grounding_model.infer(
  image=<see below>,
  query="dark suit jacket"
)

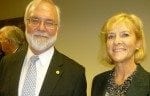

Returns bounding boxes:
[0,44,87,96]
[91,64,150,96]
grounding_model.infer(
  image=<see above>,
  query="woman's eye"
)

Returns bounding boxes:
[107,34,115,39]
[122,33,129,37]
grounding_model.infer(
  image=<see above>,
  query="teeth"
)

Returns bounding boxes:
[113,48,125,52]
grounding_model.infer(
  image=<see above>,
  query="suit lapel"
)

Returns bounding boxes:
[39,49,64,96]
[126,64,149,96]
[9,44,28,95]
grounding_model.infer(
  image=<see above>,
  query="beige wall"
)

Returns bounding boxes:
[0,0,31,20]
[0,0,150,96]
[55,0,150,95]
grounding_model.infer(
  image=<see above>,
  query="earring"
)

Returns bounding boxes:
[136,48,140,51]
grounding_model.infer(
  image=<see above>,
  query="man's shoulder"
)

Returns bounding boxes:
[54,49,85,72]
[0,44,27,63]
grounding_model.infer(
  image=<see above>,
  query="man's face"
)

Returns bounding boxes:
[25,1,59,54]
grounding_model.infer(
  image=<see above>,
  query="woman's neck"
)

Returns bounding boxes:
[114,58,137,85]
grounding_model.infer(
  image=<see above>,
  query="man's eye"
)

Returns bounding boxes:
[45,21,54,26]
[31,18,40,24]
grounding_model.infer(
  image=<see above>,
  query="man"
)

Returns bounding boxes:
[0,0,87,96]
[0,26,25,55]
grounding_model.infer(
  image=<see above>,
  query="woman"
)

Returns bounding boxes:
[91,13,150,96]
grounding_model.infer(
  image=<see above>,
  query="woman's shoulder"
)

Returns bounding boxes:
[136,64,150,76]
[93,70,113,82]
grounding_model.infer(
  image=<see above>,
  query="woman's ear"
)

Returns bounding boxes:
[136,39,142,50]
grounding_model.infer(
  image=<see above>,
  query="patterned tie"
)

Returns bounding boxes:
[22,55,39,96]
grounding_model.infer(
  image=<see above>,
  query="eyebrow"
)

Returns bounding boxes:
[31,16,55,21]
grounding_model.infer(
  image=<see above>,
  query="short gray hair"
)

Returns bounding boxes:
[24,0,61,26]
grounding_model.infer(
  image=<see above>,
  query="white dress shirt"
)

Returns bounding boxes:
[18,47,54,96]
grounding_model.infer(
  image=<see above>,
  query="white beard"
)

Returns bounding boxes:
[25,31,57,52]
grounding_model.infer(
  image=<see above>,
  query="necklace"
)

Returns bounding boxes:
[106,69,136,96]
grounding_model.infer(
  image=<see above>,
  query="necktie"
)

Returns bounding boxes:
[22,55,39,96]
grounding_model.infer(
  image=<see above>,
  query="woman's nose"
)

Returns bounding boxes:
[114,36,122,45]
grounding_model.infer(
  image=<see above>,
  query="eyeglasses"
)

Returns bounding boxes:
[27,16,58,30]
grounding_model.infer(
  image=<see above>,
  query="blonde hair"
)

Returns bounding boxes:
[100,12,146,64]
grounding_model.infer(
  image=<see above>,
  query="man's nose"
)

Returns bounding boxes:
[38,21,46,31]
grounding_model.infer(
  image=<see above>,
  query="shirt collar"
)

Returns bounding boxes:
[26,47,55,66]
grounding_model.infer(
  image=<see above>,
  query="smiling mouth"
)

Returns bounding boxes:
[113,48,126,52]
[34,35,49,38]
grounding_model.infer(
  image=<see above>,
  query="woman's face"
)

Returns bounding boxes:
[106,22,139,63]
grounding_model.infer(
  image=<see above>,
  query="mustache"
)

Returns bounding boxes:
[33,31,49,37]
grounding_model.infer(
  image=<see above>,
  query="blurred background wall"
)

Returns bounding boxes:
[0,0,150,95]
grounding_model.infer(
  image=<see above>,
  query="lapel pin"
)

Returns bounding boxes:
[56,70,60,75]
